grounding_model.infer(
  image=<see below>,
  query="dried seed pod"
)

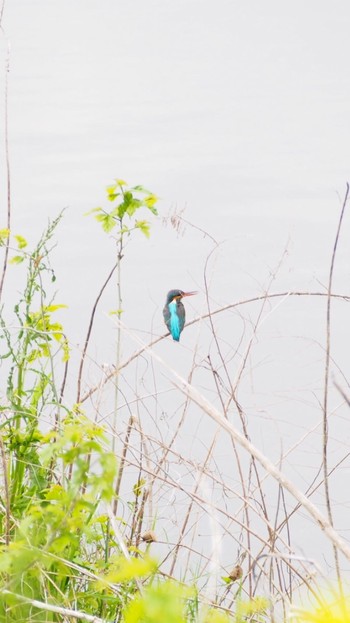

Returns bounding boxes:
[141,530,157,543]
[228,565,243,581]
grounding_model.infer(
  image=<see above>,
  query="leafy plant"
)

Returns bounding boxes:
[88,179,158,239]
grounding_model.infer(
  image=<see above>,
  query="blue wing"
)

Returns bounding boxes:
[163,301,185,341]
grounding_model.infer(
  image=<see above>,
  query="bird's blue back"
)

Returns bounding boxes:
[163,298,186,341]
[169,300,184,341]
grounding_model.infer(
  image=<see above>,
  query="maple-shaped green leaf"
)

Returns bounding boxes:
[135,220,150,238]
[95,213,116,233]
[126,198,142,217]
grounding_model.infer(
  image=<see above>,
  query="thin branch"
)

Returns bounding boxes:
[323,182,349,586]
[169,370,350,561]
[0,435,10,545]
[76,259,119,402]
[113,413,133,515]
[0,590,106,623]
[0,37,11,303]
[80,290,350,404]
[169,432,219,577]
[116,321,350,562]
[0,0,6,26]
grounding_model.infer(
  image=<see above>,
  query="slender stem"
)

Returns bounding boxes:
[169,364,350,561]
[112,222,124,452]
[119,319,350,561]
[0,38,11,304]
[0,435,10,545]
[323,182,349,589]
[76,260,119,402]
[113,413,132,515]
[169,433,218,577]
[58,334,69,408]
[0,0,6,26]
[1,590,106,623]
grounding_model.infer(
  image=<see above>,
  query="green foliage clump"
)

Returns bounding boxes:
[0,185,272,623]
[87,179,158,238]
[0,211,146,621]
[123,581,193,623]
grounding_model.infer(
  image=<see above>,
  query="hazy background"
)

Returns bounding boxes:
[2,0,350,586]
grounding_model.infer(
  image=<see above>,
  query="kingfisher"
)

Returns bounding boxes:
[163,289,197,341]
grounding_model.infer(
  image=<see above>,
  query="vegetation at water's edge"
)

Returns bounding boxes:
[1,180,350,622]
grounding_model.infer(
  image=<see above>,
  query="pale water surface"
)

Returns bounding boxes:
[2,0,350,591]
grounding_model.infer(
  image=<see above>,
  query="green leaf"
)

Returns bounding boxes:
[101,556,157,584]
[44,304,68,313]
[0,550,12,572]
[43,304,68,312]
[124,581,192,623]
[135,220,150,238]
[128,199,142,217]
[14,234,28,249]
[122,192,142,217]
[9,255,25,264]
[147,205,158,215]
[109,206,121,218]
[236,597,268,618]
[107,193,119,202]
[27,348,41,362]
[95,213,116,233]
[61,338,70,362]
[0,228,10,245]
[49,322,64,341]
[204,610,232,622]
[84,207,103,216]
[130,185,152,194]
[106,184,117,195]
[133,478,146,497]
[106,185,120,202]
[144,194,158,208]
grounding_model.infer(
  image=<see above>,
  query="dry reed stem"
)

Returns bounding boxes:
[322,181,349,589]
[0,590,106,623]
[109,401,325,597]
[114,320,350,563]
[170,374,350,561]
[0,35,11,304]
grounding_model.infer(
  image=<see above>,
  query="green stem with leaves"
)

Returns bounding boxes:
[86,178,158,508]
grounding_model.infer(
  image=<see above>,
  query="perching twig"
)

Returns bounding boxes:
[80,290,350,404]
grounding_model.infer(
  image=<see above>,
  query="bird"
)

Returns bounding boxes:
[163,289,197,341]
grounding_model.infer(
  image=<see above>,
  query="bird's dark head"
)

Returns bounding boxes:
[166,289,197,304]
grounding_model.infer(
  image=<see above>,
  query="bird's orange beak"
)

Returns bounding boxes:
[181,291,197,297]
